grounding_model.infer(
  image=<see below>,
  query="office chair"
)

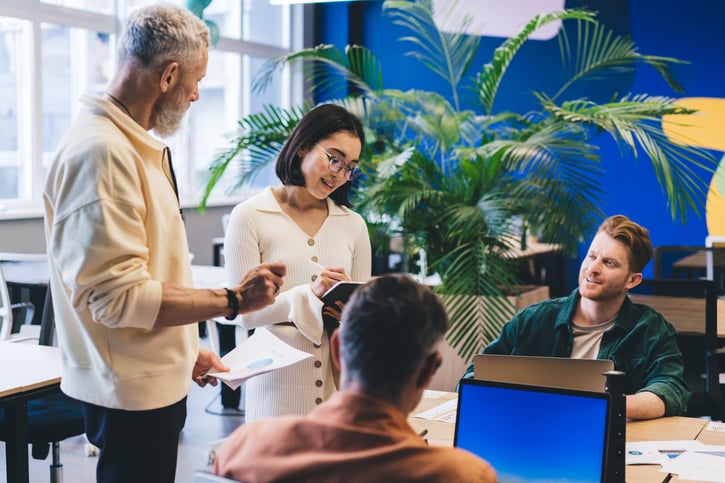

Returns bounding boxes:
[0,287,86,483]
[653,244,725,295]
[0,264,38,342]
[630,279,724,421]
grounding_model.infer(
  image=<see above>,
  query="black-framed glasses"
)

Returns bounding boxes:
[317,144,361,181]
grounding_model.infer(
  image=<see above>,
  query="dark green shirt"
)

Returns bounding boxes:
[463,289,691,416]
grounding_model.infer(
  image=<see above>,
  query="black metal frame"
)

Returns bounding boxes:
[633,278,724,421]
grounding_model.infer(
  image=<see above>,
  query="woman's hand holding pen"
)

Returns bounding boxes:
[310,260,349,323]
[310,260,350,299]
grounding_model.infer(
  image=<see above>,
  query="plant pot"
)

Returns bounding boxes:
[427,285,550,391]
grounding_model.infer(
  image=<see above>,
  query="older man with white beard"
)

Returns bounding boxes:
[42,4,285,482]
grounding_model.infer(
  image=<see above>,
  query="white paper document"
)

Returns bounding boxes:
[206,329,313,390]
[660,449,725,482]
[706,421,725,433]
[412,398,459,424]
[626,440,705,465]
[626,440,725,482]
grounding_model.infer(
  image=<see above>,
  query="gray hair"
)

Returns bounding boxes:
[119,3,209,70]
[339,274,449,396]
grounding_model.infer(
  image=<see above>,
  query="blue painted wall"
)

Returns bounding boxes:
[316,0,725,290]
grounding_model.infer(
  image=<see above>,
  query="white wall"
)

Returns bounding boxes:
[0,204,234,266]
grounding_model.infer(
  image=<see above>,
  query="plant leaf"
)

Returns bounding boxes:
[474,9,596,115]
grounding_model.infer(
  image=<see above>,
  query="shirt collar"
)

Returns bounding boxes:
[558,288,634,333]
[256,185,349,216]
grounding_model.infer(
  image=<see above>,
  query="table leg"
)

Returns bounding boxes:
[213,241,224,267]
[5,400,30,483]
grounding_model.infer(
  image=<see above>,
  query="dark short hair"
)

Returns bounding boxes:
[275,103,365,207]
[339,274,449,395]
[596,214,653,273]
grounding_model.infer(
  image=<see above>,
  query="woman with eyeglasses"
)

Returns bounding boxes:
[223,103,372,421]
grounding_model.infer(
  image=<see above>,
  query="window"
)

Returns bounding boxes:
[0,0,302,214]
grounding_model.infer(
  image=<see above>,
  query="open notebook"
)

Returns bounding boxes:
[473,354,614,392]
[454,378,611,483]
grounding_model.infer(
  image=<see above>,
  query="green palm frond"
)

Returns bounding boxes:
[437,194,522,360]
[383,89,469,163]
[442,253,521,360]
[382,0,481,111]
[199,1,714,361]
[539,94,716,221]
[200,103,310,209]
[554,20,687,100]
[472,123,605,253]
[475,9,596,115]
[252,44,384,99]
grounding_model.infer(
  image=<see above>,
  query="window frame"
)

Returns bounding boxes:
[0,0,304,218]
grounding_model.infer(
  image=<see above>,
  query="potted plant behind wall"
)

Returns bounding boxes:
[200,0,714,363]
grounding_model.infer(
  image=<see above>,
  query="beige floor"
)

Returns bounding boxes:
[0,336,245,483]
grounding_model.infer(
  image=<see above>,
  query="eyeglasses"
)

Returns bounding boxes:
[317,144,361,181]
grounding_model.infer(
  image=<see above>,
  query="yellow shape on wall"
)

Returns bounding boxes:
[662,97,725,235]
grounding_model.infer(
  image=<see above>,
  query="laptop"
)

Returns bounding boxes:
[473,354,614,392]
[454,378,611,483]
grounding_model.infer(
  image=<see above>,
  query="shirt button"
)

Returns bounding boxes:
[311,256,319,263]
[315,379,323,387]
[314,360,322,368]
[315,398,323,405]
[308,238,315,246]
[311,274,318,282]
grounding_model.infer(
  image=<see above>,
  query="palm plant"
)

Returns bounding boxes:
[201,0,714,361]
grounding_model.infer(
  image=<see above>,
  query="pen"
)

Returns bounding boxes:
[309,260,325,271]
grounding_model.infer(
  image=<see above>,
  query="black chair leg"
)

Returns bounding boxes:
[50,441,63,483]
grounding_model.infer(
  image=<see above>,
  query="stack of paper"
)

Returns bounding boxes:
[206,329,313,390]
[626,440,725,482]
[660,448,725,482]
[412,398,459,424]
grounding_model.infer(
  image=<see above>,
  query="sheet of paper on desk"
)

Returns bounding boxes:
[412,398,458,424]
[626,440,706,465]
[660,448,725,482]
[206,329,313,390]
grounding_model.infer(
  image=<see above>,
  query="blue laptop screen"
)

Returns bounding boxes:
[454,379,609,483]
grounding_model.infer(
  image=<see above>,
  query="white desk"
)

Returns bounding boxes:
[191,264,227,289]
[0,342,62,483]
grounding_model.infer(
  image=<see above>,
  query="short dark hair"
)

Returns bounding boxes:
[339,274,449,396]
[275,103,365,207]
[596,214,653,273]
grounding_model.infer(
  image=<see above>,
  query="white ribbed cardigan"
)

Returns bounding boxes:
[224,187,371,421]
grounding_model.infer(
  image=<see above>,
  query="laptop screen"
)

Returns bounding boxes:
[454,379,610,483]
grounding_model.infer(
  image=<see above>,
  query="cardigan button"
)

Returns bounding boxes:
[315,379,323,387]
[311,274,318,282]
[311,256,319,263]
[307,238,315,246]
[314,360,322,368]
[315,398,323,405]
